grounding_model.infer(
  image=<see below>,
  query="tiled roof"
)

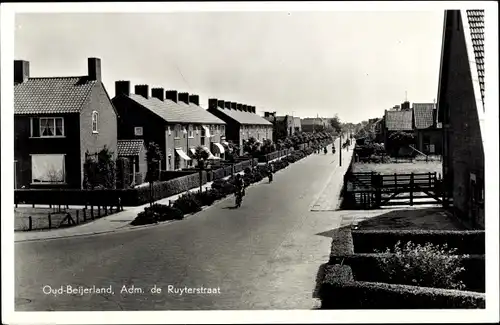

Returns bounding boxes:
[413,103,435,129]
[211,106,272,126]
[117,139,145,156]
[14,76,96,115]
[385,110,413,131]
[128,95,225,125]
[177,101,226,124]
[466,10,485,106]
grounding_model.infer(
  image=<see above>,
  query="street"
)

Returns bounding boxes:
[15,138,354,311]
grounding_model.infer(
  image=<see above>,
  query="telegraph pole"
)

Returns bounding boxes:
[339,132,342,167]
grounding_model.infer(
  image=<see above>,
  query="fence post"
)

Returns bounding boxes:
[104,205,108,216]
[410,173,414,206]
[394,173,397,192]
[91,206,94,220]
[98,206,101,217]
[76,210,79,224]
[83,208,87,222]
[48,213,52,229]
[29,216,32,231]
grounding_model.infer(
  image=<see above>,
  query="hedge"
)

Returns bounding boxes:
[160,170,197,182]
[319,280,485,309]
[351,229,485,255]
[331,253,485,293]
[15,171,208,207]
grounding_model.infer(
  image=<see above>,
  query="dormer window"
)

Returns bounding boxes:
[92,111,99,133]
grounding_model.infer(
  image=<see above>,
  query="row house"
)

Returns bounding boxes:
[207,99,273,155]
[300,117,328,133]
[263,112,300,142]
[14,57,118,189]
[412,103,442,155]
[112,81,226,171]
[437,10,485,228]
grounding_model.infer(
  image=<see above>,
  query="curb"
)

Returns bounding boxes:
[15,147,324,243]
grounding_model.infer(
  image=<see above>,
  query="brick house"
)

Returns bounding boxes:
[300,117,328,133]
[382,109,414,154]
[14,57,118,189]
[117,139,147,185]
[207,99,273,155]
[437,10,485,228]
[263,112,294,142]
[412,103,442,155]
[112,82,226,171]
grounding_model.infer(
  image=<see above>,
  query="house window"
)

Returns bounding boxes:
[134,127,143,136]
[174,124,181,138]
[221,125,225,133]
[92,111,99,133]
[167,126,172,136]
[188,125,194,138]
[33,117,64,137]
[31,154,65,184]
[195,126,199,135]
[216,125,220,134]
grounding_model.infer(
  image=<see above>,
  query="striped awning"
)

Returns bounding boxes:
[213,143,225,154]
[203,146,220,160]
[202,125,211,138]
[175,149,191,161]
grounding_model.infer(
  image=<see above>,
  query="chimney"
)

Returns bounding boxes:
[264,112,270,118]
[217,100,225,109]
[231,102,237,110]
[178,92,189,104]
[135,85,149,98]
[189,94,200,106]
[252,106,256,114]
[88,57,102,81]
[165,90,178,103]
[243,105,249,112]
[237,103,243,111]
[14,60,30,83]
[151,87,165,101]
[225,102,232,110]
[208,98,218,109]
[115,80,131,97]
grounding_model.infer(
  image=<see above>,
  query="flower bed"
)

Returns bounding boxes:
[321,227,486,309]
[130,146,320,226]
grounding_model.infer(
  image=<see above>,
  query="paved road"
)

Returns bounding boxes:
[15,138,354,311]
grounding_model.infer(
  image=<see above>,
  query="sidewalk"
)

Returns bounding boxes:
[14,155,290,242]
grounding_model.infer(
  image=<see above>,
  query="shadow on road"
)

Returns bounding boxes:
[222,206,239,210]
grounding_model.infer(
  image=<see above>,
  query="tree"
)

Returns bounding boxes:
[193,145,210,193]
[243,137,261,157]
[83,146,116,190]
[329,115,342,134]
[388,131,416,155]
[260,139,275,154]
[145,142,163,207]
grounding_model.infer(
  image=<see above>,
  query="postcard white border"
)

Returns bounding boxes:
[2,1,499,324]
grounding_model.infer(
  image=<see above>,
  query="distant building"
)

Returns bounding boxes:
[112,83,226,171]
[263,112,300,142]
[437,10,485,228]
[301,117,328,133]
[207,100,273,155]
[412,103,442,155]
[14,57,118,189]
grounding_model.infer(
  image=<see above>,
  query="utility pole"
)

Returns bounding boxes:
[339,132,342,167]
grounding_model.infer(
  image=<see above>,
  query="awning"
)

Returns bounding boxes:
[202,125,211,138]
[203,146,219,160]
[213,143,225,154]
[222,141,230,146]
[190,148,196,156]
[175,149,191,161]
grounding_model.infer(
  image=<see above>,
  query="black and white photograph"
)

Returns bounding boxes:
[1,1,499,324]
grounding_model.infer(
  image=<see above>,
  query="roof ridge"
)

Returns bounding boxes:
[26,75,88,80]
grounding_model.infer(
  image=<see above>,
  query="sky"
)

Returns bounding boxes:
[14,11,444,124]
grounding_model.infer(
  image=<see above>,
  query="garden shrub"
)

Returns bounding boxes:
[375,241,468,290]
[352,229,485,255]
[320,280,485,309]
[131,209,158,226]
[147,203,184,221]
[195,189,218,207]
[212,168,225,181]
[172,192,202,214]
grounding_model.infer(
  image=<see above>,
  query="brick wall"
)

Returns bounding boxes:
[80,83,118,188]
[440,11,485,228]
